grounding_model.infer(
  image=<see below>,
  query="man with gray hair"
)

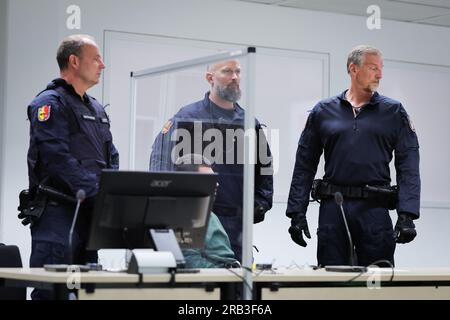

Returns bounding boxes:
[149,60,273,262]
[286,45,420,267]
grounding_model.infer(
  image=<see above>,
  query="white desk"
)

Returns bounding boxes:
[252,267,450,300]
[0,268,243,300]
[3,267,449,300]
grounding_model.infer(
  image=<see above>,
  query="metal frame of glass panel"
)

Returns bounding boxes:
[129,48,256,299]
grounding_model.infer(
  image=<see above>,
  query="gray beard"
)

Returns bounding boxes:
[216,85,241,103]
[368,82,379,92]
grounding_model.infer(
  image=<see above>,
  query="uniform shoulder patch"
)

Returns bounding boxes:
[37,105,51,122]
[161,120,173,134]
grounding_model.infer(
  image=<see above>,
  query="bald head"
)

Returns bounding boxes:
[207,59,239,72]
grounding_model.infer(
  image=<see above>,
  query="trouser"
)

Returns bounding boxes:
[29,203,97,300]
[317,198,396,267]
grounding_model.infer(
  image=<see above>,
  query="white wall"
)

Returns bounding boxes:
[0,0,7,245]
[1,0,449,267]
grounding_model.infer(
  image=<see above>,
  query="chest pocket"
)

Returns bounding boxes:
[98,116,113,143]
[67,102,110,163]
[76,112,104,142]
[53,88,112,174]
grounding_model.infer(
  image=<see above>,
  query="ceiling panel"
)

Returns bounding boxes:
[415,13,450,26]
[391,0,450,9]
[281,0,450,22]
[234,0,283,3]
[229,0,450,27]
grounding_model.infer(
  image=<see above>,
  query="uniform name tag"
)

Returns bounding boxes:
[82,115,96,121]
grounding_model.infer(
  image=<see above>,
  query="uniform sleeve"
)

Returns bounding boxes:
[286,109,323,217]
[28,96,98,197]
[394,105,420,218]
[255,123,273,211]
[149,119,177,171]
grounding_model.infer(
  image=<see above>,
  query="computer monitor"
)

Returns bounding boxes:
[87,170,218,264]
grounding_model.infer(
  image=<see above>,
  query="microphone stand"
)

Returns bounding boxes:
[335,192,356,266]
[325,192,367,273]
[44,189,91,273]
[68,190,86,265]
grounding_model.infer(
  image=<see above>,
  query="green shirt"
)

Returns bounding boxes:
[182,213,237,268]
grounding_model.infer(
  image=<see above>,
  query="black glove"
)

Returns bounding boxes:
[288,213,311,247]
[394,212,417,244]
[254,204,267,224]
[17,189,46,227]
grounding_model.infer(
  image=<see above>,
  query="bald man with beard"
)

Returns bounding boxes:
[149,60,273,262]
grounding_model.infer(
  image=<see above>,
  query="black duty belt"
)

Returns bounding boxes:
[311,179,398,209]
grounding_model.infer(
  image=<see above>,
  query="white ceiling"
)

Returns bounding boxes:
[230,0,450,27]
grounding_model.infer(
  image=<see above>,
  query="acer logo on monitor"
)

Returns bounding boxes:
[150,180,172,188]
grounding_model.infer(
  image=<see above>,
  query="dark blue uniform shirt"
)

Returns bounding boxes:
[287,90,420,218]
[27,78,119,199]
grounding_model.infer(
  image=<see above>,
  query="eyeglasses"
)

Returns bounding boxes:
[221,68,241,76]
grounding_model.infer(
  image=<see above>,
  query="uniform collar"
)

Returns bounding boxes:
[48,78,91,104]
[338,89,380,109]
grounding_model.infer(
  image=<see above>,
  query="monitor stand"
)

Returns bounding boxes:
[149,228,186,267]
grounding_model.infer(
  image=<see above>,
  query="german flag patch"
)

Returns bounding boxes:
[38,105,51,122]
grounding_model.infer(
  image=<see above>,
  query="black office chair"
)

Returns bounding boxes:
[0,243,27,300]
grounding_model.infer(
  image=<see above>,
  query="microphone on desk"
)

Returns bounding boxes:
[334,192,356,266]
[324,192,367,273]
[68,189,86,265]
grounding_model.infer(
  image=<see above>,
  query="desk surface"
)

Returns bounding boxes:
[0,268,243,284]
[2,267,450,300]
[2,267,450,283]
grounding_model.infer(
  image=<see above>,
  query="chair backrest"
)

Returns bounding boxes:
[0,244,26,300]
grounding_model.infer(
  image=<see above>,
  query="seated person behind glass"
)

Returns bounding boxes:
[174,154,239,268]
